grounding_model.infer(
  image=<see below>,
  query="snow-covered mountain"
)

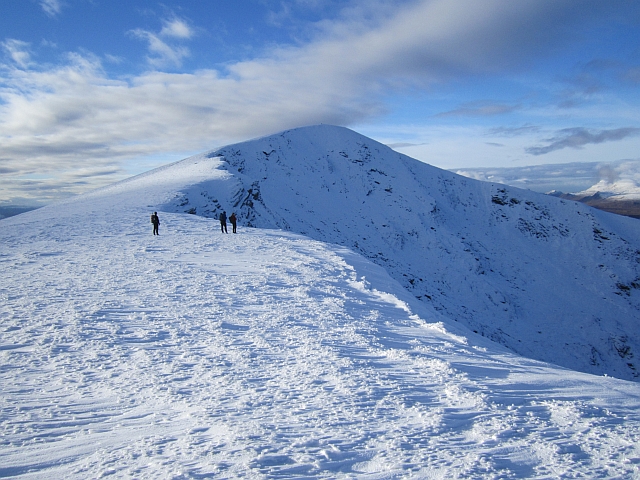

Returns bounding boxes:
[575,178,640,201]
[546,170,640,219]
[99,124,639,382]
[2,125,640,477]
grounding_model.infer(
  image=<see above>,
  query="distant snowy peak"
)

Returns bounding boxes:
[549,179,640,219]
[575,179,640,201]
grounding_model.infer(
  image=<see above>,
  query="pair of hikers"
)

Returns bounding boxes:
[219,211,237,234]
[150,211,237,235]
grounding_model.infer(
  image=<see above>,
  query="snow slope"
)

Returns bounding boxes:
[99,124,640,382]
[2,200,640,478]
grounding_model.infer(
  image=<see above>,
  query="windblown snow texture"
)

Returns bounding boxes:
[2,202,640,478]
[155,125,640,381]
[2,125,640,478]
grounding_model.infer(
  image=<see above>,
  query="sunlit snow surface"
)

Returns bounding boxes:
[143,125,640,382]
[2,201,640,478]
[3,125,640,477]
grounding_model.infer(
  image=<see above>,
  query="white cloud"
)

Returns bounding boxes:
[39,0,62,17]
[131,16,194,68]
[131,29,190,68]
[160,18,194,39]
[2,39,31,68]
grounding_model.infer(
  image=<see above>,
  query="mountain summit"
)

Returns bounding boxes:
[100,124,640,381]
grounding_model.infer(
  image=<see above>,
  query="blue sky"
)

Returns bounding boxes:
[1,0,640,205]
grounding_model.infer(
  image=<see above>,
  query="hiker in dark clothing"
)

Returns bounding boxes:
[219,211,228,233]
[229,212,237,233]
[151,212,160,235]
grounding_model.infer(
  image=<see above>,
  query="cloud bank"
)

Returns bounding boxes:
[1,0,638,204]
[456,159,640,196]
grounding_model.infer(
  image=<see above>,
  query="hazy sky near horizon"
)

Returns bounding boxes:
[1,0,640,205]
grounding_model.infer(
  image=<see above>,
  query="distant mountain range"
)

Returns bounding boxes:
[0,205,39,220]
[549,191,640,219]
[97,124,638,381]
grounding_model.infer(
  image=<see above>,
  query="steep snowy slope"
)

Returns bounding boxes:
[2,203,640,478]
[116,124,640,382]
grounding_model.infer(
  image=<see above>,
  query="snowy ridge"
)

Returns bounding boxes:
[106,124,640,382]
[2,203,640,478]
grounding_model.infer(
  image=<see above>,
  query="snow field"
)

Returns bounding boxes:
[1,208,640,478]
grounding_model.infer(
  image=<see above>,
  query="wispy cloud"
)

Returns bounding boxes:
[131,16,194,68]
[488,125,540,137]
[2,39,31,68]
[435,102,519,118]
[160,18,194,39]
[130,29,190,68]
[39,0,62,17]
[387,142,427,149]
[267,3,294,27]
[526,127,640,156]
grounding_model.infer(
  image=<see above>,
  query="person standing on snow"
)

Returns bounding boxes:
[219,211,228,233]
[151,212,160,235]
[229,212,237,233]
